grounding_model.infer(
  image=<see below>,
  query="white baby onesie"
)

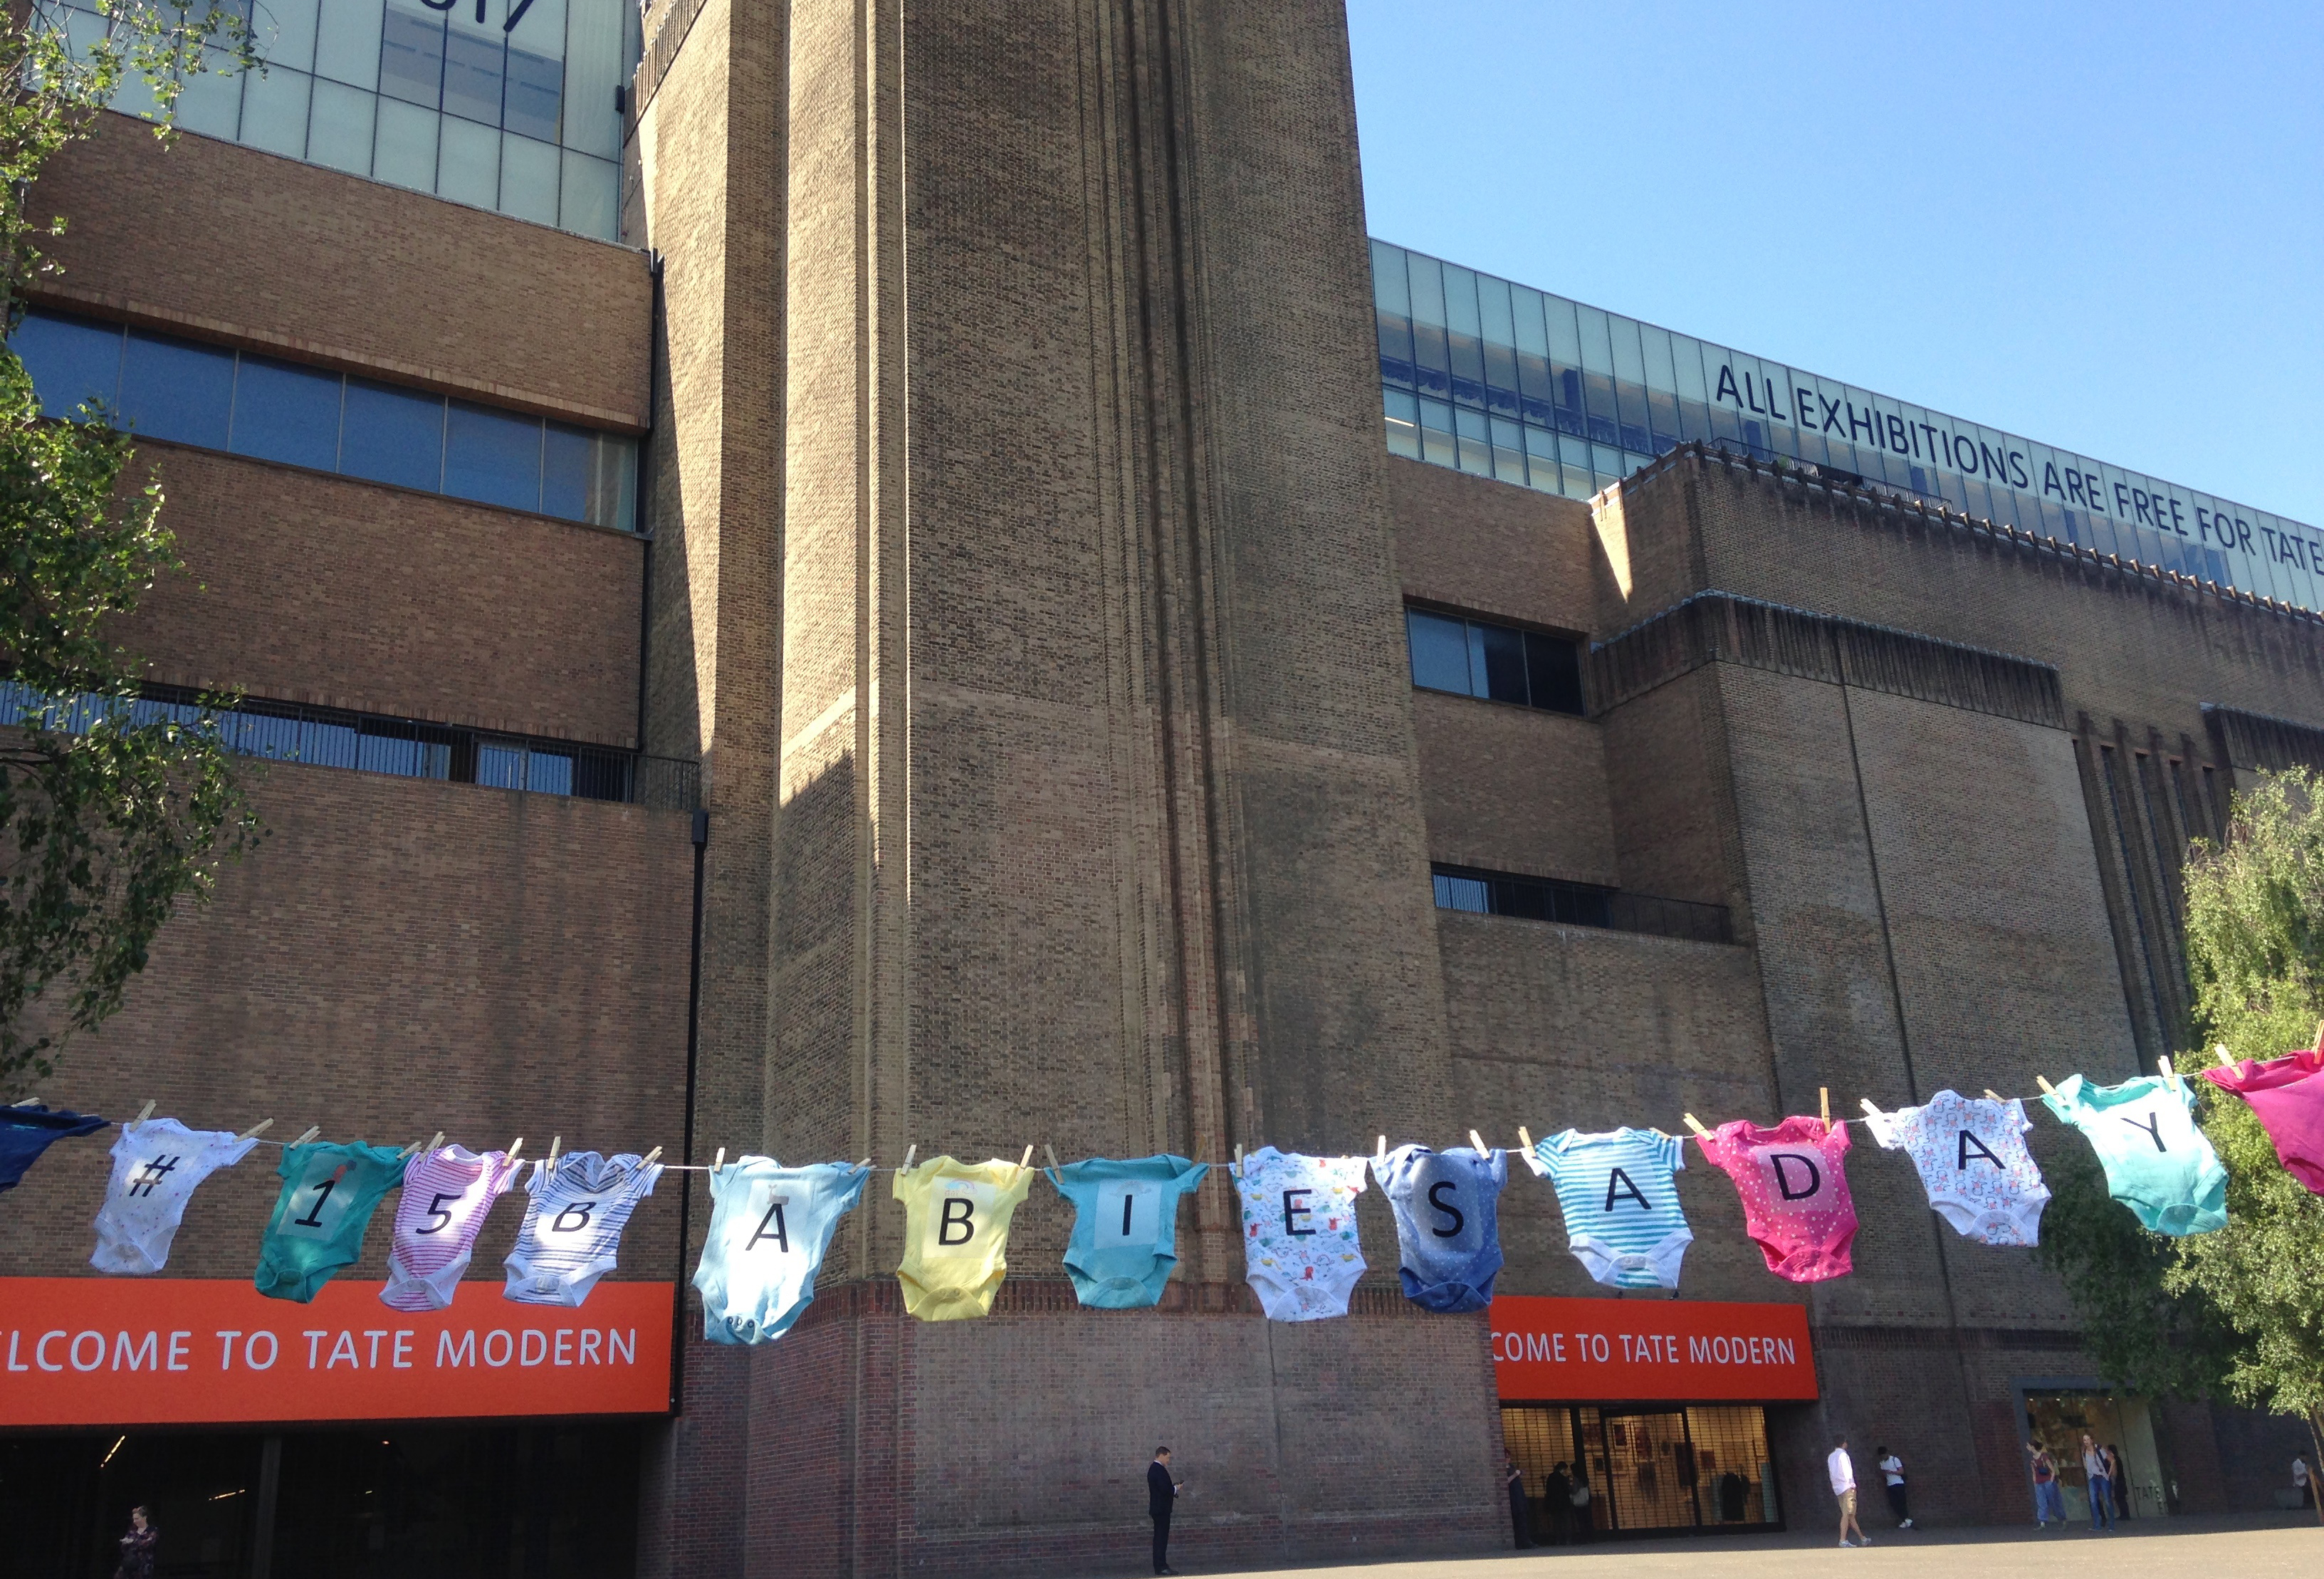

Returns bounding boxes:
[1864,1089,2050,1247]
[90,1118,258,1274]
[1235,1146,1368,1321]
[503,1151,665,1306]
[382,1144,523,1311]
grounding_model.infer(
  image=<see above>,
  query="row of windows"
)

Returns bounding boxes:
[14,311,637,531]
[1371,239,2321,613]
[0,683,698,809]
[1433,865,1732,945]
[47,0,634,241]
[1406,609,1584,715]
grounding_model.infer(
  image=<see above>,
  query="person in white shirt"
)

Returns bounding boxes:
[1828,1436,1868,1547]
[2080,1434,2115,1532]
[1876,1446,1912,1528]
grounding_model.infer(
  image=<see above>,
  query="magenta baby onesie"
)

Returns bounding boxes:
[2202,1044,2324,1196]
[1695,1116,1858,1283]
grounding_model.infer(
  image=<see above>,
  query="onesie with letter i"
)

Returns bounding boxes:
[1047,1155,1208,1309]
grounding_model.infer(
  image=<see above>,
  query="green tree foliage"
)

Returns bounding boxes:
[0,0,262,1089]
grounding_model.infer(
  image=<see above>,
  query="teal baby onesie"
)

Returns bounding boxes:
[1047,1155,1208,1308]
[2041,1073,2226,1237]
[693,1158,870,1344]
[1525,1128,1693,1289]
[255,1140,410,1302]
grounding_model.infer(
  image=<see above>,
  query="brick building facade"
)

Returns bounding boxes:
[0,0,2318,1574]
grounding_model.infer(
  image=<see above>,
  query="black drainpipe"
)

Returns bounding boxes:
[669,804,708,1411]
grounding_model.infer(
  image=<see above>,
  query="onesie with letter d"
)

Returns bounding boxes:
[892,1155,1034,1321]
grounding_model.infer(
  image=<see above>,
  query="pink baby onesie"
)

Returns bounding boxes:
[1695,1115,1857,1283]
[2202,1044,2324,1196]
[382,1144,523,1311]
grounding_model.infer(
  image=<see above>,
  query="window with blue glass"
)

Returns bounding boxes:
[11,310,638,530]
[1406,607,1584,715]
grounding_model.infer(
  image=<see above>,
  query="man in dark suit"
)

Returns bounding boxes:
[1148,1447,1183,1575]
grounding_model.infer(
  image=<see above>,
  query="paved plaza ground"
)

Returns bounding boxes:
[1135,1514,2318,1579]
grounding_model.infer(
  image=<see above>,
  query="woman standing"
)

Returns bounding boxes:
[113,1506,157,1579]
[2105,1444,2129,1519]
[2081,1434,2115,1532]
[2028,1440,2064,1528]
[1876,1446,1912,1528]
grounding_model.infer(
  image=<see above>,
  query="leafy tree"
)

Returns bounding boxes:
[0,0,263,1090]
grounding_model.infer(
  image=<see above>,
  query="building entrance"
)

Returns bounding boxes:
[2024,1390,2169,1521]
[1502,1402,1780,1539]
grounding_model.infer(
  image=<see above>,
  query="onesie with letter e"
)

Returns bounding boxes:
[1235,1146,1368,1321]
[892,1156,1034,1321]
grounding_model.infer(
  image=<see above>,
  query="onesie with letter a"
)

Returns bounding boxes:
[2043,1073,2226,1235]
[2202,1044,2324,1197]
[891,1156,1034,1321]
[1694,1116,1857,1283]
[1524,1128,1692,1289]
[695,1158,869,1343]
[1863,1091,2050,1247]
[1235,1147,1368,1321]
[1047,1154,1208,1309]
[1373,1143,1506,1312]
[503,1151,664,1306]
[382,1144,523,1311]
[91,1117,258,1274]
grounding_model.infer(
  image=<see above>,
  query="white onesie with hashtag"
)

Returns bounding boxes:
[1235,1147,1369,1321]
[502,1151,664,1306]
[90,1118,258,1274]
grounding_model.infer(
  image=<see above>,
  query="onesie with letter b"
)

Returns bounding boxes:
[891,1156,1033,1321]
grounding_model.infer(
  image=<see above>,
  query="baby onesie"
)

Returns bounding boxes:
[2042,1074,2226,1236]
[503,1150,664,1306]
[1863,1091,2051,1247]
[694,1158,869,1343]
[1047,1154,1208,1309]
[1372,1144,1506,1312]
[1695,1116,1858,1283]
[891,1156,1035,1321]
[2202,1046,2324,1196]
[1235,1147,1368,1321]
[254,1140,409,1303]
[0,1103,105,1188]
[90,1117,258,1274]
[382,1144,523,1311]
[1524,1128,1692,1290]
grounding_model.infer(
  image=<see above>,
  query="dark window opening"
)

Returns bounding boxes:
[1433,864,1730,945]
[1406,608,1585,715]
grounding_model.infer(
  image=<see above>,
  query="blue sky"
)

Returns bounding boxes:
[1347,0,2323,523]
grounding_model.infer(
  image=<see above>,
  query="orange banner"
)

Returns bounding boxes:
[0,1278,672,1426]
[1489,1294,1817,1402]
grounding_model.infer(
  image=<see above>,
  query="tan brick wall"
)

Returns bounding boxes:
[1413,690,1618,885]
[0,763,695,1288]
[1391,457,1599,635]
[31,113,651,429]
[118,443,643,745]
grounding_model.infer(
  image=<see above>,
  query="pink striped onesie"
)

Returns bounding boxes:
[382,1144,522,1311]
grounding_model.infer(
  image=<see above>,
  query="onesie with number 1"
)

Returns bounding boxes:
[255,1140,409,1303]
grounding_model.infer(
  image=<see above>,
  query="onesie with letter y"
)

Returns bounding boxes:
[892,1155,1034,1321]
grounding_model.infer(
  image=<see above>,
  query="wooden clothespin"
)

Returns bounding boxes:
[1682,1113,1711,1138]
[2313,1019,2324,1054]
[899,1144,916,1173]
[399,1137,423,1158]
[854,1156,872,1168]
[1376,1134,1388,1160]
[1517,1126,1534,1151]
[506,1138,524,1166]
[2157,1057,2179,1093]
[2036,1076,2059,1096]
[1983,1090,2004,1104]
[236,1117,273,1142]
[1468,1129,1489,1155]
[290,1125,320,1147]
[1232,1143,1244,1179]
[2214,1043,2234,1068]
[1859,1098,1885,1121]
[546,1135,562,1177]
[426,1131,444,1153]
[132,1100,155,1126]
[1818,1087,1830,1126]
[640,1145,663,1168]
[711,1145,725,1172]
[1044,1143,1062,1172]
[1017,1144,1034,1170]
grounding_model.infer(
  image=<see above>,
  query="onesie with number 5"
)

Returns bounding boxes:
[382,1144,522,1311]
[891,1155,1033,1321]
[254,1140,409,1303]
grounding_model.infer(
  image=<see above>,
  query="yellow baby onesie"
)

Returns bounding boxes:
[892,1155,1034,1321]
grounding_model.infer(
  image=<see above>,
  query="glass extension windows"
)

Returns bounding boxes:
[11,310,638,531]
[1406,607,1584,715]
[1371,238,2324,617]
[41,0,637,241]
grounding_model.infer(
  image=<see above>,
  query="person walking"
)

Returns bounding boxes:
[113,1507,157,1579]
[1505,1456,1534,1548]
[2294,1454,2312,1507]
[1543,1461,1573,1545]
[1829,1436,1869,1548]
[1875,1446,1912,1528]
[2080,1433,2115,1533]
[2028,1440,2064,1528]
[1147,1447,1182,1575]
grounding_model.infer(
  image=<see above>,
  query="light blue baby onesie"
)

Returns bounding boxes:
[2040,1074,2226,1237]
[1046,1154,1208,1308]
[1371,1144,1507,1313]
[693,1157,870,1344]
[1525,1128,1693,1290]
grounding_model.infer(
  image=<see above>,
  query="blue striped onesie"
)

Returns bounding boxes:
[1525,1128,1692,1290]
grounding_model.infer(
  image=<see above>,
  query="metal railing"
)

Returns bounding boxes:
[0,682,700,812]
